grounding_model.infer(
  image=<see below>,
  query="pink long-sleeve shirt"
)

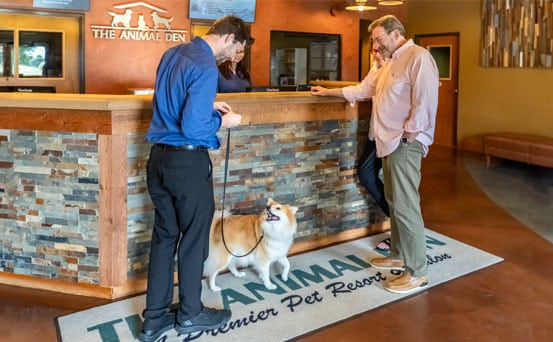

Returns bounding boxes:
[342,65,381,106]
[369,39,439,157]
[341,65,383,141]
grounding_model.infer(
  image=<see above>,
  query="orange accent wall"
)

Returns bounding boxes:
[84,0,188,94]
[0,0,404,94]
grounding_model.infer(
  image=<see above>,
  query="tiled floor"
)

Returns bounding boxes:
[1,146,552,341]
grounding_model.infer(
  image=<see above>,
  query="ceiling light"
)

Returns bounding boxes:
[378,0,405,5]
[345,1,377,11]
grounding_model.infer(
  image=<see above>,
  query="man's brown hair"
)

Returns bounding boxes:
[207,15,254,46]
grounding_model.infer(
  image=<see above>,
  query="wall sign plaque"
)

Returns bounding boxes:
[89,1,187,43]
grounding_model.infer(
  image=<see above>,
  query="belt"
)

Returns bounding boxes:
[154,143,208,151]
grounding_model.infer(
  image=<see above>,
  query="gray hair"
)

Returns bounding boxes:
[368,15,406,36]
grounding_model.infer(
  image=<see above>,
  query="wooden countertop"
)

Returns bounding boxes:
[0,92,153,111]
[0,92,368,134]
[0,91,343,110]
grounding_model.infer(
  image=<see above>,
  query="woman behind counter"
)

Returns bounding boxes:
[217,50,252,93]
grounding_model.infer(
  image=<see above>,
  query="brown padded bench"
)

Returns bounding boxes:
[483,132,553,168]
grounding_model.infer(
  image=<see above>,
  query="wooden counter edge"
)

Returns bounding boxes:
[0,92,370,133]
[0,92,348,111]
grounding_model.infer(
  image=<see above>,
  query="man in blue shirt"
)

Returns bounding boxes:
[140,16,252,342]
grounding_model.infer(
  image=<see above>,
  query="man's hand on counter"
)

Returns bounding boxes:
[214,101,231,114]
[221,111,242,128]
[214,101,241,128]
[311,85,343,97]
[310,85,328,96]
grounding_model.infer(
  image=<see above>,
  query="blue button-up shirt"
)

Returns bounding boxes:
[146,37,222,149]
[217,70,251,93]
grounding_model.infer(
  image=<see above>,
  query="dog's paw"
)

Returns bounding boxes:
[235,271,246,278]
[264,282,277,290]
[210,285,222,292]
[281,273,289,281]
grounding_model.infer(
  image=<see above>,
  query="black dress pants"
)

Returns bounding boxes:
[357,139,390,217]
[143,145,215,323]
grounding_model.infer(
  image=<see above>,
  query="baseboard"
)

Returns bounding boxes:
[0,272,114,298]
[289,220,390,255]
[460,135,484,154]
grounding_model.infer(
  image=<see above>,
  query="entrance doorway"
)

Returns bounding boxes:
[416,33,459,148]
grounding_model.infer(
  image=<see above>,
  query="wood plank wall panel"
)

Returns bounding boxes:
[481,0,553,68]
[0,107,113,134]
[98,134,128,288]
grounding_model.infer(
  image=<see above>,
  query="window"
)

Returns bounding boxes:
[0,30,14,77]
[270,31,341,86]
[428,45,451,80]
[0,12,81,93]
[0,29,63,79]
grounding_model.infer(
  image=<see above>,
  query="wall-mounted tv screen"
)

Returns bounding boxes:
[189,0,256,23]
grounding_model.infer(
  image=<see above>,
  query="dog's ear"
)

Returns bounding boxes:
[290,206,298,214]
[266,198,274,206]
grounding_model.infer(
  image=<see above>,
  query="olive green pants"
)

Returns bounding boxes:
[382,139,428,277]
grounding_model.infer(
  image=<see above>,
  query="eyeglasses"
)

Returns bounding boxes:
[372,33,389,45]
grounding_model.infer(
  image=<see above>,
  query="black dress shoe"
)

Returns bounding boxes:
[175,307,231,334]
[139,311,175,342]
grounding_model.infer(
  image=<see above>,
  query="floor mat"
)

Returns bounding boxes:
[57,229,503,342]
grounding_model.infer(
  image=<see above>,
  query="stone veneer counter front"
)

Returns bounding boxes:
[0,92,387,298]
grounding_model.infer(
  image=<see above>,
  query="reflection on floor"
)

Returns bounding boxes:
[1,146,552,341]
[464,154,553,243]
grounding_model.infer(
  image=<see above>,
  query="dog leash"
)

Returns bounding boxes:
[220,127,263,258]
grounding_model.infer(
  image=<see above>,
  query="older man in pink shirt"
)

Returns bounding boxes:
[367,15,439,294]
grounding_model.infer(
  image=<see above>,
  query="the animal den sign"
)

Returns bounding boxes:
[90,1,187,43]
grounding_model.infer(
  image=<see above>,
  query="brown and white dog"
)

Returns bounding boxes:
[204,198,298,291]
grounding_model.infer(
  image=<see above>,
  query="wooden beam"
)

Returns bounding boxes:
[98,134,129,287]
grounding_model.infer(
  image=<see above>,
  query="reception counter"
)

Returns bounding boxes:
[0,92,388,298]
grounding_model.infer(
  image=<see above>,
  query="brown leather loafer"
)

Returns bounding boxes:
[369,257,405,270]
[385,274,428,294]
